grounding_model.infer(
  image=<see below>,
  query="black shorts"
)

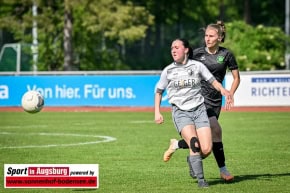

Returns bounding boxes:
[205,105,221,119]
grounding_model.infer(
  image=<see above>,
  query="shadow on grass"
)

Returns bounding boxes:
[209,172,290,186]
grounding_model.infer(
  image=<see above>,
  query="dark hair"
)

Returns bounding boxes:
[174,38,193,59]
[205,20,226,42]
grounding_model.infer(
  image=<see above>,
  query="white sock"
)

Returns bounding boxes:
[173,140,179,149]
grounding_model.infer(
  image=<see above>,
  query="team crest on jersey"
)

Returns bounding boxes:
[187,69,193,75]
[217,56,224,64]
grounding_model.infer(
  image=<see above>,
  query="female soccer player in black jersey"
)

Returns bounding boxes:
[163,21,240,182]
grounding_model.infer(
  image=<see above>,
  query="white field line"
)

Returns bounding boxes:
[0,132,116,149]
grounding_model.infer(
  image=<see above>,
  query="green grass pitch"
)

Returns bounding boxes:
[1,111,290,193]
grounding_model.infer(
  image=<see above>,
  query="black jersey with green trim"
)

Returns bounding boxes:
[192,46,238,107]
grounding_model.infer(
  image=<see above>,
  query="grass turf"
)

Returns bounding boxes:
[1,111,290,193]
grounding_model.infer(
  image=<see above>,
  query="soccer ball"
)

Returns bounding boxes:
[21,90,44,113]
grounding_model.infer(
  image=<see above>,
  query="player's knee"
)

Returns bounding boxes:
[204,141,213,156]
[201,146,212,157]
[190,137,200,153]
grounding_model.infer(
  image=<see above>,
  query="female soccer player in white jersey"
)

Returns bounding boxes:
[163,21,240,182]
[154,38,233,188]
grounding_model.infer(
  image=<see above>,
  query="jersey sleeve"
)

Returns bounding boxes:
[155,68,168,94]
[227,52,239,70]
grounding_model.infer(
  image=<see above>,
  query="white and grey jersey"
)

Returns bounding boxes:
[156,59,216,111]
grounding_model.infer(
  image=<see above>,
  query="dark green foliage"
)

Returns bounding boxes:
[223,21,290,71]
[0,0,288,71]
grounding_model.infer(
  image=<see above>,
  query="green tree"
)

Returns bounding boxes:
[223,21,289,71]
[0,0,65,70]
[125,0,287,70]
[123,0,217,69]
[0,0,154,70]
[0,0,287,71]
[74,0,154,70]
[64,0,73,70]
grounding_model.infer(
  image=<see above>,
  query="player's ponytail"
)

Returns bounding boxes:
[216,20,226,42]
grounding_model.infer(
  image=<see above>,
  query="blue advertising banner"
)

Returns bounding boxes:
[0,75,170,107]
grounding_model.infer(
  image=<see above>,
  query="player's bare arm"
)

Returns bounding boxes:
[154,92,164,124]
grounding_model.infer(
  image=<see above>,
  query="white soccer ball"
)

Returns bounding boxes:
[21,90,44,113]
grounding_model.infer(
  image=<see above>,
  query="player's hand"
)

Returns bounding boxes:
[221,89,233,110]
[225,94,234,110]
[155,113,164,124]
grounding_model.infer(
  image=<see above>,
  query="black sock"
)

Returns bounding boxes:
[212,142,225,168]
[178,139,189,149]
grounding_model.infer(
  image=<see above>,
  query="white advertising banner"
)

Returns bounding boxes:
[225,73,290,106]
